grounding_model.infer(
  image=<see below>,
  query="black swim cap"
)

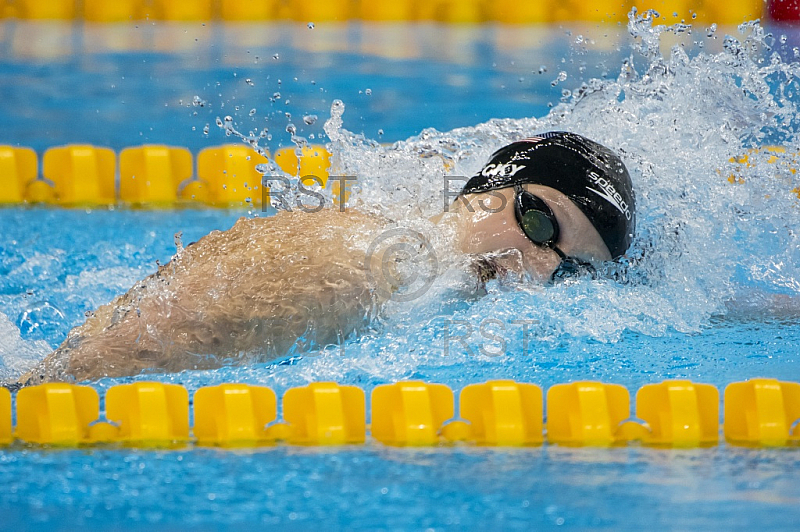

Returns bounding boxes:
[461,132,635,259]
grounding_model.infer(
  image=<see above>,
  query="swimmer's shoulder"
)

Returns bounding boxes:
[235,207,389,232]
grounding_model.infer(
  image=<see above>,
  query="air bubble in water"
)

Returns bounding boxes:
[365,88,372,95]
[286,123,297,135]
[249,108,257,116]
[192,95,206,107]
[538,66,547,74]
[307,22,315,29]
[551,71,568,86]
[203,124,209,135]
[303,114,318,125]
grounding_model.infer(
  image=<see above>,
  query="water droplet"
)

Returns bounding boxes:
[780,34,788,44]
[378,129,384,136]
[365,88,372,96]
[271,92,281,102]
[245,78,254,86]
[286,123,297,135]
[307,22,315,29]
[255,163,269,174]
[273,53,280,60]
[192,95,206,107]
[249,108,257,116]
[203,124,210,135]
[303,114,318,125]
[691,12,697,19]
[215,117,224,127]
[538,65,547,74]
[551,71,568,86]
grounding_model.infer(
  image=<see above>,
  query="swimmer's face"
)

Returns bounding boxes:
[453,185,612,282]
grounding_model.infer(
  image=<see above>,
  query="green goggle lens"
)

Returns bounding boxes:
[519,211,555,244]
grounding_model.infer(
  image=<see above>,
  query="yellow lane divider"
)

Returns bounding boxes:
[4,142,798,207]
[0,0,766,25]
[0,143,332,207]
[1,378,799,448]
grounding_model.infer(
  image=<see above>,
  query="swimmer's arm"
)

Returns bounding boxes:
[16,209,385,385]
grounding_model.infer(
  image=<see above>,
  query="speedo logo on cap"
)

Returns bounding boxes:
[481,162,525,178]
[586,171,632,221]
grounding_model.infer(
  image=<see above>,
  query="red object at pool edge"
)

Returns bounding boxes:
[769,0,800,21]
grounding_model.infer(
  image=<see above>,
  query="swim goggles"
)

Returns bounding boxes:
[513,184,596,280]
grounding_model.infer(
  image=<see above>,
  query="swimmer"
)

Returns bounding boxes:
[13,131,634,386]
[449,131,634,284]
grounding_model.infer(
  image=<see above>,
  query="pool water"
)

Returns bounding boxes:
[2,12,800,530]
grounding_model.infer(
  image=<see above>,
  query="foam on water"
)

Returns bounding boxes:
[327,13,800,324]
[2,12,800,387]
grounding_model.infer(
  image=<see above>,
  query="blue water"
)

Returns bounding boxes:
[0,21,579,153]
[3,15,800,530]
